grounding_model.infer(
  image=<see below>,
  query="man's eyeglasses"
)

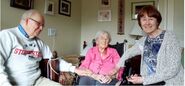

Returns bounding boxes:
[29,18,44,27]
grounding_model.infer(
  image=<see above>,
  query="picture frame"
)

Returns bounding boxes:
[131,1,155,20]
[99,0,111,8]
[97,10,111,22]
[117,0,125,35]
[58,0,71,17]
[44,0,55,15]
[10,0,34,10]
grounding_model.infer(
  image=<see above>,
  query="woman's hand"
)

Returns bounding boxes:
[74,68,92,76]
[92,74,112,84]
[126,74,143,84]
[103,75,112,84]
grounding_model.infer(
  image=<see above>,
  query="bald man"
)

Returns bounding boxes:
[0,10,89,86]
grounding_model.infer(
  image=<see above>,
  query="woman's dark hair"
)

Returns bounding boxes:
[137,5,162,27]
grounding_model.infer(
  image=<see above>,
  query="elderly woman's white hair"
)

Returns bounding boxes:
[95,30,111,43]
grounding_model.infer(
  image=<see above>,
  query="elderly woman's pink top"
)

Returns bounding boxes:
[80,46,120,75]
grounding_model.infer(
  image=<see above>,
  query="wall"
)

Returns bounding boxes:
[81,0,184,50]
[174,0,184,47]
[81,0,156,50]
[81,0,128,51]
[1,0,81,56]
[1,0,184,55]
[158,0,184,47]
[0,1,1,30]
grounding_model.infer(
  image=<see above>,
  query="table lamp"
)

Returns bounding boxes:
[130,21,144,40]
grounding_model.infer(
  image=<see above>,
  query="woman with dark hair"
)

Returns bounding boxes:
[117,5,183,85]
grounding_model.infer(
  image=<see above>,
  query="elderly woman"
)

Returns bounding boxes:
[117,5,183,85]
[78,30,120,85]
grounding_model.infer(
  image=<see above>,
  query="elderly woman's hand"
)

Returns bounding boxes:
[103,75,112,84]
[74,68,92,76]
[92,74,112,84]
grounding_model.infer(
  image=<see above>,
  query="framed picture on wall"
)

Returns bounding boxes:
[117,0,125,35]
[44,0,54,15]
[99,0,111,8]
[97,10,111,21]
[58,0,71,17]
[10,0,34,10]
[131,1,155,20]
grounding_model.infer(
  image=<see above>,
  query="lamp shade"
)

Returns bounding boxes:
[130,21,143,36]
